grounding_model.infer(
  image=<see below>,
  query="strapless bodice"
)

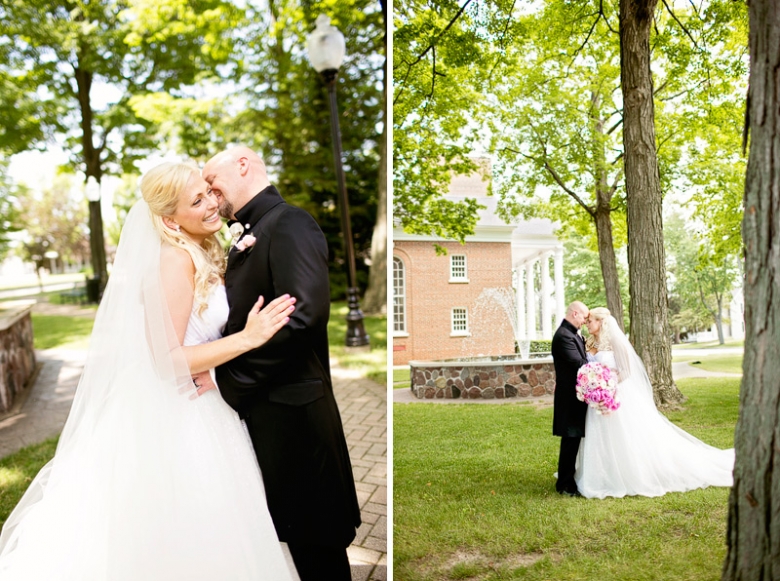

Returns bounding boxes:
[595,350,617,370]
[183,285,228,346]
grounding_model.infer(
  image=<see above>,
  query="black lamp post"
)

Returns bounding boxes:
[306,14,369,348]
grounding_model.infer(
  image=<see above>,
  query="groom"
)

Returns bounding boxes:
[551,301,590,497]
[198,146,361,580]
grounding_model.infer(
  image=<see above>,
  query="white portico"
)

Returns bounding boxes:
[512,220,566,341]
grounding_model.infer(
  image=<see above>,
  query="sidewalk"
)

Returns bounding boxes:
[0,347,387,581]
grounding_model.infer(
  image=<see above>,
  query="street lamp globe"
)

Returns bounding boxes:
[306,14,346,75]
[85,176,101,202]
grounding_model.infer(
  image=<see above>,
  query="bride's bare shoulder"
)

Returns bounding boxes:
[160,244,195,290]
[160,244,194,270]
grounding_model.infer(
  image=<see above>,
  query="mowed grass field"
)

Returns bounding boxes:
[394,376,738,581]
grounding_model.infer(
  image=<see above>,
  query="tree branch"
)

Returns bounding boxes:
[657,78,708,102]
[598,0,618,34]
[394,0,474,105]
[661,0,700,51]
[502,146,595,216]
[657,132,675,154]
[608,166,624,197]
[486,0,518,81]
[543,161,594,215]
[571,12,600,62]
[427,45,437,101]
[606,117,623,136]
[697,277,716,318]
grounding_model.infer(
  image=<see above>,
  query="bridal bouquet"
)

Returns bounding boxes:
[576,362,620,415]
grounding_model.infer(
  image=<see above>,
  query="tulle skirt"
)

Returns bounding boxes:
[0,369,294,580]
[575,376,734,499]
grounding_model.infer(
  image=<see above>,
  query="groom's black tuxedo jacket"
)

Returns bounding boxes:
[215,186,360,548]
[551,319,589,438]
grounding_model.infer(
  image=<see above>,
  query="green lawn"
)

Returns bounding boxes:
[394,368,410,389]
[327,302,386,385]
[673,353,743,375]
[0,438,58,525]
[673,339,744,350]
[32,314,95,350]
[394,377,738,581]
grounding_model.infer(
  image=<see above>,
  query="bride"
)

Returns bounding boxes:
[575,307,735,499]
[0,162,297,579]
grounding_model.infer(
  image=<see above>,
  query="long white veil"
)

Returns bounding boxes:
[600,315,655,403]
[0,200,194,572]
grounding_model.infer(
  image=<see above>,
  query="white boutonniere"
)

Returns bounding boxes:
[235,233,257,252]
[228,222,245,247]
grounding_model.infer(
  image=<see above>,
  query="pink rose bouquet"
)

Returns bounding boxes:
[576,361,620,415]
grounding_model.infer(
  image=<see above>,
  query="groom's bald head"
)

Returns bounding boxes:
[202,146,270,219]
[565,301,589,328]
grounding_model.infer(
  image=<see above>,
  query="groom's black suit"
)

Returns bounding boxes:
[215,186,361,579]
[551,318,589,495]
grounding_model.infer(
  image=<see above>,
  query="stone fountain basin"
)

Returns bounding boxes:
[409,355,556,399]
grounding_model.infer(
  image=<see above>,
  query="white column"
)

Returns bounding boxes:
[554,247,565,326]
[541,253,552,339]
[525,260,537,340]
[515,267,526,340]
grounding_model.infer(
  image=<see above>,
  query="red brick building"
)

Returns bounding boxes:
[393,164,565,366]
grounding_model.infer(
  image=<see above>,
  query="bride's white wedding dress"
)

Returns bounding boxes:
[0,202,294,580]
[575,350,735,499]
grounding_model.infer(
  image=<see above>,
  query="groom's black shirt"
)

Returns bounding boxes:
[220,186,330,393]
[551,318,589,438]
[215,186,360,548]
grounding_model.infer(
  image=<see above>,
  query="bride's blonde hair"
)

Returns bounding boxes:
[140,162,225,315]
[586,307,613,351]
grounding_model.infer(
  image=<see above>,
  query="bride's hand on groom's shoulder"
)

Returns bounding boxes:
[241,294,297,349]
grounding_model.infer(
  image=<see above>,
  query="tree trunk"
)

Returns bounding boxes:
[591,90,626,330]
[593,205,625,329]
[75,61,107,292]
[715,294,725,345]
[723,2,780,577]
[362,51,388,315]
[619,0,683,406]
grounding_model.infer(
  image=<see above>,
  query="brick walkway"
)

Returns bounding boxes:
[0,349,387,581]
[333,367,388,581]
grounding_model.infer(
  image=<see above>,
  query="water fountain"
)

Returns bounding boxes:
[409,287,556,399]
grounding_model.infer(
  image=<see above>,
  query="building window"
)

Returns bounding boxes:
[451,307,468,336]
[393,257,407,335]
[450,254,468,282]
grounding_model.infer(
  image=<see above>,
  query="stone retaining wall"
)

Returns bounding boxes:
[0,304,36,414]
[410,358,556,399]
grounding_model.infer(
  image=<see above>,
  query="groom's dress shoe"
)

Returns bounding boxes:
[558,489,583,498]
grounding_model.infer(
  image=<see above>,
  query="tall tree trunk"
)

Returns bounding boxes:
[75,63,107,294]
[619,0,683,406]
[723,3,780,577]
[362,33,388,315]
[593,205,624,329]
[715,293,725,345]
[75,33,107,294]
[591,90,626,329]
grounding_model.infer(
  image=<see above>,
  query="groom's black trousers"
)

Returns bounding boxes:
[288,542,351,581]
[556,436,581,493]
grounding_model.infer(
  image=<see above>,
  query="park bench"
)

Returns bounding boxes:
[59,283,87,304]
